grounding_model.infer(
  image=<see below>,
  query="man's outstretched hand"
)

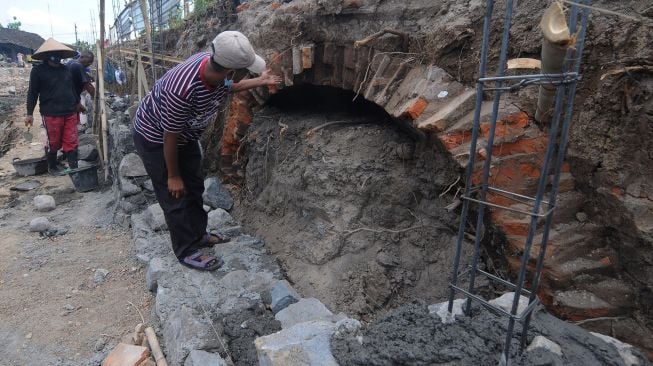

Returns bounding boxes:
[259,69,282,85]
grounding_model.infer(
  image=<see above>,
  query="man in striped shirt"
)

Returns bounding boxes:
[133,31,280,271]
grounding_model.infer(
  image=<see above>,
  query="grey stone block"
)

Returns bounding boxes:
[428,298,465,324]
[120,176,141,197]
[29,217,50,232]
[163,305,225,366]
[146,203,167,231]
[119,153,147,177]
[270,280,301,314]
[206,208,235,231]
[184,350,227,366]
[527,335,562,356]
[142,179,154,192]
[255,320,338,366]
[275,298,334,329]
[33,195,56,212]
[489,292,529,315]
[203,177,234,210]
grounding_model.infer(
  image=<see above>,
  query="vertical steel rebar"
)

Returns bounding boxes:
[447,0,496,313]
[519,0,591,349]
[464,0,515,316]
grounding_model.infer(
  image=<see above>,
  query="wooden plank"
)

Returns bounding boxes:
[116,48,184,64]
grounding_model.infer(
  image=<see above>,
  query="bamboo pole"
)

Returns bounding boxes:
[139,0,157,80]
[97,39,109,180]
[144,327,168,366]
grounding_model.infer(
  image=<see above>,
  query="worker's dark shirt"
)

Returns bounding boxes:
[26,62,80,116]
[66,60,90,97]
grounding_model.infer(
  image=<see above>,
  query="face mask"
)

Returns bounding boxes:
[47,55,62,64]
[224,70,235,89]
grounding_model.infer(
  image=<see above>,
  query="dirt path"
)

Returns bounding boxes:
[0,105,152,365]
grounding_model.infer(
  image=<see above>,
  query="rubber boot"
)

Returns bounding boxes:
[47,152,63,176]
[66,149,79,170]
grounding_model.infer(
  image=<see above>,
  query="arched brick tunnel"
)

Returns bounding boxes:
[214,38,649,354]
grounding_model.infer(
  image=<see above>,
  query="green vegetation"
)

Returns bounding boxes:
[7,16,21,30]
[194,0,213,16]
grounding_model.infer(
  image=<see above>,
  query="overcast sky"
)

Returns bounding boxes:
[0,1,116,45]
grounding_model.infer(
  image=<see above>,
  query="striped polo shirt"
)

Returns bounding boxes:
[133,52,229,145]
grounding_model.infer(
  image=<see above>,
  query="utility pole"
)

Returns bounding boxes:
[74,23,79,46]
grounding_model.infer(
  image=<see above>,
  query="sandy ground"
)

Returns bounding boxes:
[0,103,152,365]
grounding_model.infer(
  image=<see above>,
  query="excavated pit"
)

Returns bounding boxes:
[233,85,476,320]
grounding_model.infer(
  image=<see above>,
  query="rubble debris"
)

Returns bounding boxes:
[183,350,227,366]
[527,335,563,356]
[275,298,334,329]
[145,204,167,231]
[255,320,339,366]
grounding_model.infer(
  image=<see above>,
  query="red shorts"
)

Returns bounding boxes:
[42,113,79,153]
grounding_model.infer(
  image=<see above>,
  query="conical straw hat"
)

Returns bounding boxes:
[32,38,77,60]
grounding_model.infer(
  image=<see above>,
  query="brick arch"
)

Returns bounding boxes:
[219,41,476,175]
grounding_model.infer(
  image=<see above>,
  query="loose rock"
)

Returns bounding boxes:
[33,195,56,212]
[269,280,301,314]
[255,320,338,366]
[119,153,148,177]
[146,204,167,231]
[93,268,109,284]
[184,350,228,366]
[206,208,235,231]
[29,217,51,232]
[202,177,234,210]
[275,298,334,329]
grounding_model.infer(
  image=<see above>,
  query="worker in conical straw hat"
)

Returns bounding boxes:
[133,30,281,271]
[26,38,86,175]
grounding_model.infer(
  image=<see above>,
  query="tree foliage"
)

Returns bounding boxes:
[7,16,21,30]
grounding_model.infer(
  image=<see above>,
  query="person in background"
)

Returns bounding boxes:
[132,31,280,271]
[67,51,95,130]
[25,38,84,175]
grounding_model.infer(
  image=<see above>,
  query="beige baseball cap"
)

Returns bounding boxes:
[211,31,266,74]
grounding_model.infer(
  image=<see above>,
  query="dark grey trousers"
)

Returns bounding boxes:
[133,130,207,259]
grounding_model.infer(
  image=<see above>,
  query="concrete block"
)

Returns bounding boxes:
[33,195,56,212]
[101,343,150,366]
[119,153,148,177]
[255,320,338,366]
[270,280,301,314]
[489,292,530,315]
[527,335,562,356]
[275,298,333,329]
[145,204,167,231]
[428,298,465,324]
[184,350,228,366]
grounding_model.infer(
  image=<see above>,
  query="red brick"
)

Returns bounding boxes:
[403,98,428,120]
[438,131,472,150]
[236,3,250,12]
[102,343,150,366]
[494,136,548,156]
[270,2,282,10]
